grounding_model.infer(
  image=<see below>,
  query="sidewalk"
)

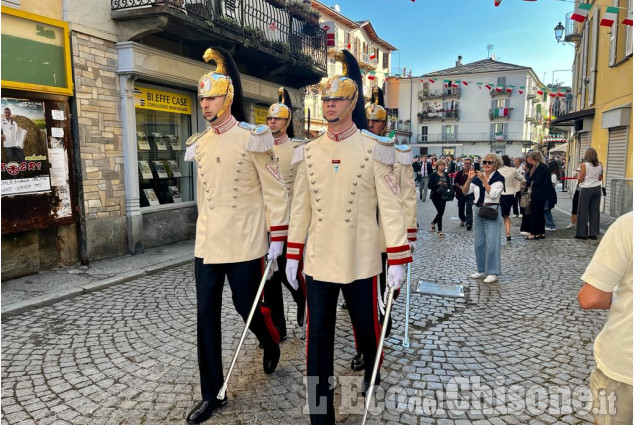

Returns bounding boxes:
[1,240,195,318]
[551,186,616,231]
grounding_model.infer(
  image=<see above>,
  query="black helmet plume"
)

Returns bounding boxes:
[214,47,247,122]
[281,88,295,138]
[371,86,385,108]
[341,50,368,130]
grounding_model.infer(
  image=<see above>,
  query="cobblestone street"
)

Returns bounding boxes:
[2,196,607,425]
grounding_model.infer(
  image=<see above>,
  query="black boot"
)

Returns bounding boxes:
[296,300,305,328]
[263,344,280,374]
[361,372,381,398]
[350,351,365,371]
[186,398,227,424]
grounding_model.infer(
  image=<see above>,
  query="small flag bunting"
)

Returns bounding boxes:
[623,12,633,26]
[600,6,619,27]
[506,86,513,93]
[485,84,492,90]
[518,86,525,94]
[536,88,545,95]
[462,81,468,86]
[428,78,436,83]
[494,0,502,6]
[570,3,592,23]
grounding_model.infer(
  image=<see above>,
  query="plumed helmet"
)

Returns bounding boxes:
[267,87,295,138]
[366,86,387,122]
[321,50,367,129]
[197,47,246,122]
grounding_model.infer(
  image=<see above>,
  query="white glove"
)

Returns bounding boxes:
[285,259,299,290]
[267,241,284,261]
[408,241,416,254]
[387,265,405,291]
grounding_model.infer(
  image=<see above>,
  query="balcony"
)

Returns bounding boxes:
[526,93,536,99]
[489,107,512,120]
[388,120,411,133]
[111,0,327,88]
[564,12,582,43]
[358,53,378,70]
[418,87,460,101]
[417,109,459,122]
[490,87,512,98]
[418,132,530,143]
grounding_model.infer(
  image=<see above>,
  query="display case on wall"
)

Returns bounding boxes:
[134,84,194,208]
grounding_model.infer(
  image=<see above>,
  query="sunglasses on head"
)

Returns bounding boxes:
[481,160,494,165]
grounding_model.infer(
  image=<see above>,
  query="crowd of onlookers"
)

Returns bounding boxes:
[411,147,604,284]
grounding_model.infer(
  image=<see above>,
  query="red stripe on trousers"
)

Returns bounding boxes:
[372,275,384,368]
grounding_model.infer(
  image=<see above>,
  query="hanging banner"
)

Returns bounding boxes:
[133,86,192,115]
[1,97,51,196]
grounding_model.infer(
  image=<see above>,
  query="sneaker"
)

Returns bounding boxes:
[545,227,557,232]
[520,231,530,236]
[511,214,519,218]
[469,272,486,279]
[466,225,472,231]
[565,223,575,229]
[484,275,499,284]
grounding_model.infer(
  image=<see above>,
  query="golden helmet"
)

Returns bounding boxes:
[321,50,363,124]
[267,87,291,120]
[366,86,387,122]
[198,48,234,121]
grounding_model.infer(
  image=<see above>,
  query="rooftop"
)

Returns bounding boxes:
[423,58,532,77]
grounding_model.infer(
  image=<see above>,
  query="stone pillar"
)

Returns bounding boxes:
[119,73,144,254]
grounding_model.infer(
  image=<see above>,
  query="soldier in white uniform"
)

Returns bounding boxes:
[263,87,306,339]
[184,48,290,424]
[349,87,418,372]
[285,51,412,425]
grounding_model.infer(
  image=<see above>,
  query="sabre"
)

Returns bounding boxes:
[402,263,411,348]
[301,300,307,340]
[217,259,274,400]
[360,287,395,425]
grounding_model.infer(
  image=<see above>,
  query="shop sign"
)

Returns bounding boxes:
[133,86,191,115]
[254,105,268,125]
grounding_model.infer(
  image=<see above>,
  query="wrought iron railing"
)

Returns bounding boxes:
[418,88,460,101]
[417,132,534,143]
[111,0,327,74]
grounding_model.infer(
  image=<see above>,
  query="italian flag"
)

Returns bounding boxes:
[495,85,503,92]
[536,87,545,95]
[570,3,592,23]
[494,0,502,6]
[506,86,513,93]
[549,92,557,98]
[443,79,450,88]
[557,90,566,97]
[492,108,509,117]
[369,53,376,60]
[600,7,619,27]
[485,84,493,90]
[451,81,459,87]
[462,80,469,86]
[623,12,633,26]
[368,71,376,80]
[428,78,437,83]
[518,86,525,94]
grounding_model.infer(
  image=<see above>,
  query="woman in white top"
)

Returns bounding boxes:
[498,155,525,241]
[576,148,603,240]
[462,153,505,284]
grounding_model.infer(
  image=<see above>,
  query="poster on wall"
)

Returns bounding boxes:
[0,98,52,196]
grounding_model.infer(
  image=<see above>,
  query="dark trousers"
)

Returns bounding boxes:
[576,186,602,237]
[4,147,25,163]
[513,191,521,216]
[529,199,547,236]
[265,244,306,337]
[306,275,380,425]
[457,193,474,225]
[194,257,279,400]
[431,197,446,231]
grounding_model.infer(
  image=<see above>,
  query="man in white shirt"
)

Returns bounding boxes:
[2,108,26,163]
[578,212,633,425]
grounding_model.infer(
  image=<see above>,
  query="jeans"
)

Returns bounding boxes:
[419,176,429,200]
[544,203,556,229]
[457,193,474,225]
[472,205,502,275]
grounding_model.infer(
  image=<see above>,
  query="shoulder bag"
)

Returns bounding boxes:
[478,203,499,220]
[519,182,533,213]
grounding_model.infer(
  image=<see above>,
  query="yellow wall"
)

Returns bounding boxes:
[17,0,63,20]
[581,3,633,178]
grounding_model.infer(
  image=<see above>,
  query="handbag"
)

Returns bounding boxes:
[441,187,455,201]
[519,182,533,210]
[478,204,499,220]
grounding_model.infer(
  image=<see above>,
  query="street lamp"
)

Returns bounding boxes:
[554,22,565,43]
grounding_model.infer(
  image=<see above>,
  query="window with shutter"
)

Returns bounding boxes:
[441,125,447,141]
[496,76,506,86]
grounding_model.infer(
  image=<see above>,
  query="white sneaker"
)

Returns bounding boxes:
[565,223,575,229]
[520,231,530,236]
[469,272,486,279]
[484,275,499,284]
[546,227,557,231]
[511,214,519,218]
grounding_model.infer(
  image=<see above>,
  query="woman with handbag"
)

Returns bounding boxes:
[576,148,603,240]
[525,151,551,240]
[428,159,451,238]
[462,153,505,284]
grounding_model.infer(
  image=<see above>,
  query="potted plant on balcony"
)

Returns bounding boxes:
[287,0,310,21]
[305,9,320,26]
[265,0,286,8]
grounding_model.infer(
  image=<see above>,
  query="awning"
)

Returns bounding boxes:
[550,144,568,153]
[410,143,464,147]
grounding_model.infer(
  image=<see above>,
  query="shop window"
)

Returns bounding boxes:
[136,108,193,207]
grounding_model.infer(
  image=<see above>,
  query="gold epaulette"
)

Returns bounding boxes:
[361,129,395,166]
[185,127,211,147]
[240,122,274,153]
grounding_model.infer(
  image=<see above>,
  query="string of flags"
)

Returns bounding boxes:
[494,0,632,27]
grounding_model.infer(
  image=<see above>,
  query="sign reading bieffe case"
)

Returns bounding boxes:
[133,86,192,115]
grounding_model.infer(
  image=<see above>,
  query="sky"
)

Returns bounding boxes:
[321,0,576,86]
